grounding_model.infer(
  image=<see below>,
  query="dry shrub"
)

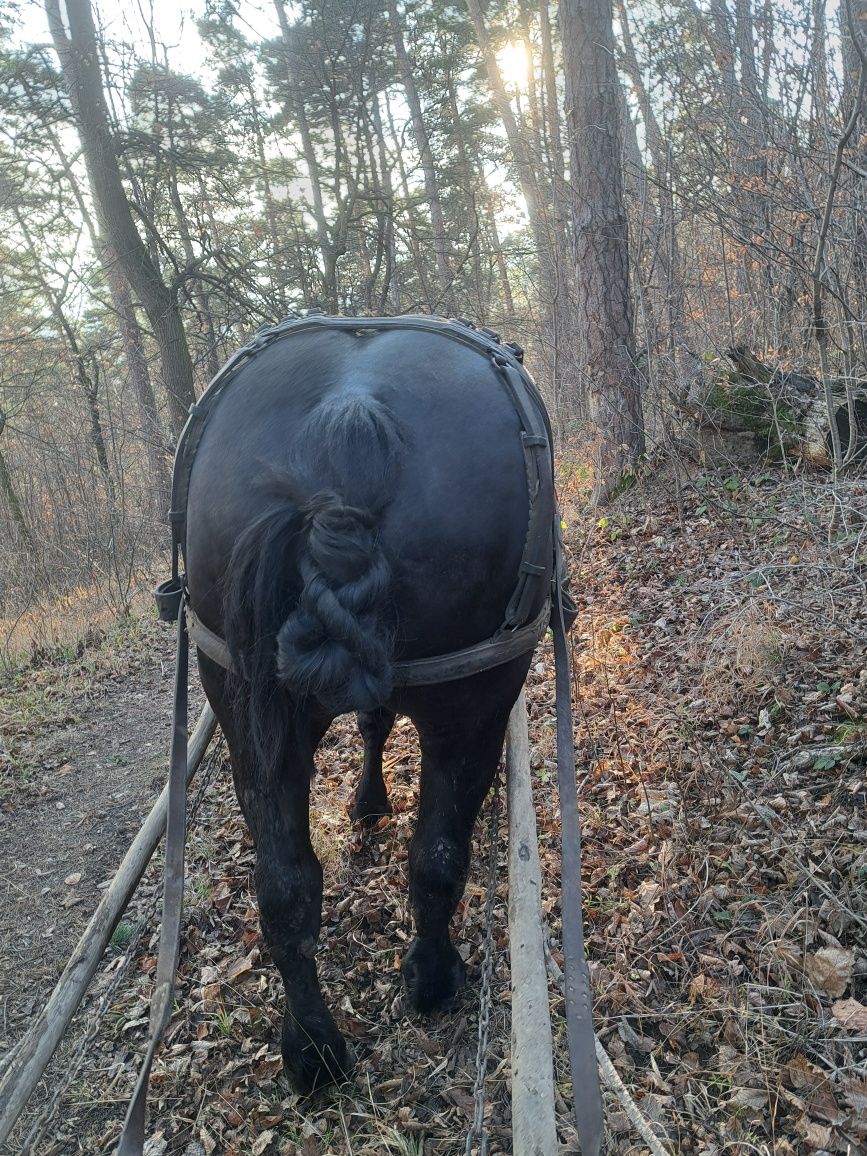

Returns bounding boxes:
[695,597,790,709]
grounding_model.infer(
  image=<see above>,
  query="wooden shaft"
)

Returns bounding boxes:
[0,705,217,1146]
[507,690,559,1155]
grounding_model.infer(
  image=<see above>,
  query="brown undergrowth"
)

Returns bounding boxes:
[2,463,866,1155]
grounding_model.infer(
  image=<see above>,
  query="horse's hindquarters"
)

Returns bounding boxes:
[183,320,555,1093]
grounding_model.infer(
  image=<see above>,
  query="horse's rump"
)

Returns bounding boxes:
[185,322,551,767]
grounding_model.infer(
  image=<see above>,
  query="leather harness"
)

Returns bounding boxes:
[121,315,602,1156]
[165,314,559,682]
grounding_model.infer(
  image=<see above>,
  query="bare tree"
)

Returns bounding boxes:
[45,0,196,436]
[386,0,452,305]
[560,0,644,500]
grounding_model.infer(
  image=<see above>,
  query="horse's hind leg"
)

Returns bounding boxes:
[351,707,395,825]
[401,660,528,1012]
[198,655,351,1093]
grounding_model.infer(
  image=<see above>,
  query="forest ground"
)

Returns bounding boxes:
[1,457,866,1156]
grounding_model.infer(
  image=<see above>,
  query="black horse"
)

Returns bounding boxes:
[183,317,555,1092]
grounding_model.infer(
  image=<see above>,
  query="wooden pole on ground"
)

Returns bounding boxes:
[507,689,558,1155]
[0,704,217,1146]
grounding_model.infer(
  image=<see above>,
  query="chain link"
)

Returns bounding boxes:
[464,769,501,1156]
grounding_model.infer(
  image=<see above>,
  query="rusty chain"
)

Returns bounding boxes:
[464,769,501,1156]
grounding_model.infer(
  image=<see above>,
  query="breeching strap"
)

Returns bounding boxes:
[116,606,189,1156]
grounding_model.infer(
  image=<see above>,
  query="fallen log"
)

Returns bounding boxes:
[685,346,867,465]
[507,689,558,1155]
[0,704,218,1147]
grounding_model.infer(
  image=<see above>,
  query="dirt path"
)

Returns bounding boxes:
[0,619,203,1052]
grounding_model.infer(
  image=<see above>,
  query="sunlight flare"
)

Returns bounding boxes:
[497,39,530,93]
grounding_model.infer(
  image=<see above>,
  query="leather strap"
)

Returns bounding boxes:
[186,601,551,686]
[551,525,603,1156]
[116,607,189,1156]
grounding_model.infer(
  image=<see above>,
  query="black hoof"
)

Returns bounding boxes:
[350,793,392,828]
[282,1009,354,1094]
[402,937,466,1013]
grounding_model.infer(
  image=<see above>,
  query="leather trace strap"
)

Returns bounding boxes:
[117,607,189,1156]
[551,527,603,1156]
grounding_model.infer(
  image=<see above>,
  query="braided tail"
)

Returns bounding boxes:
[276,493,393,714]
[223,393,402,767]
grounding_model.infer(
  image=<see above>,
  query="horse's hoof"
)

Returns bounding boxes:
[282,1010,354,1094]
[350,794,392,828]
[402,937,466,1013]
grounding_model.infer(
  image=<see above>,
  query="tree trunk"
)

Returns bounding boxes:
[45,0,196,437]
[386,0,452,306]
[689,347,867,466]
[370,93,402,313]
[841,0,867,367]
[0,410,36,557]
[616,0,686,359]
[32,122,172,511]
[384,88,434,308]
[13,207,116,502]
[102,251,172,515]
[445,68,484,314]
[559,0,644,501]
[464,0,556,310]
[273,0,340,312]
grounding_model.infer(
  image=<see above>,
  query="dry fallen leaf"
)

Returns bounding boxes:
[729,1087,767,1110]
[805,946,853,998]
[250,1131,273,1156]
[831,997,867,1031]
[787,1054,825,1091]
[201,982,222,1011]
[842,1077,867,1120]
[796,1119,832,1149]
[225,953,255,983]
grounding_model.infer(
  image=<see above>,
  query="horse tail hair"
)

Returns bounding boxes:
[276,491,393,713]
[222,393,402,771]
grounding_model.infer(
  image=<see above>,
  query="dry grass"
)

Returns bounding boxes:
[0,578,156,668]
[694,597,790,709]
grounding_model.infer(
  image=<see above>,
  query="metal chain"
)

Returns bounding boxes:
[17,742,224,1156]
[464,770,501,1156]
